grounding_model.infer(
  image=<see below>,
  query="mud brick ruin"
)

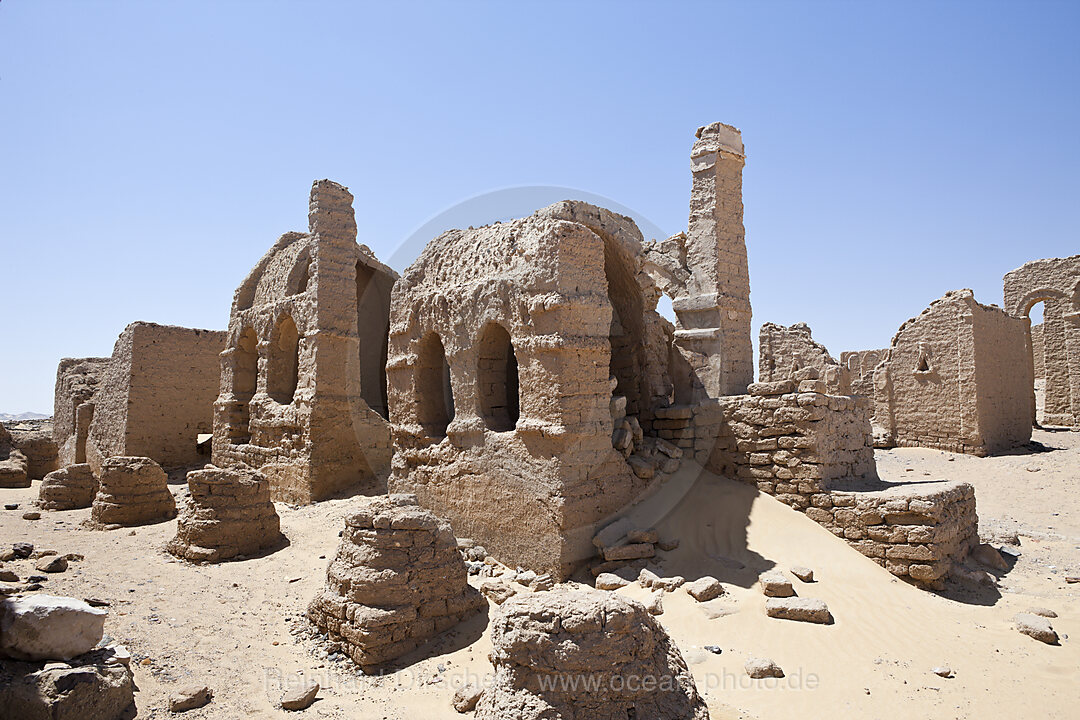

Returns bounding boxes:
[307,494,484,670]
[37,464,97,510]
[168,466,282,562]
[839,348,886,402]
[90,456,177,527]
[872,290,1032,455]
[53,357,110,467]
[476,587,709,720]
[758,322,851,395]
[28,121,1077,603]
[1004,253,1080,427]
[87,322,224,472]
[0,423,29,488]
[211,180,396,504]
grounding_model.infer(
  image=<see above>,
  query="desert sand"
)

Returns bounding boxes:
[0,429,1077,719]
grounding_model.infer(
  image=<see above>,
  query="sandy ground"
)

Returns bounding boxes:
[0,428,1077,719]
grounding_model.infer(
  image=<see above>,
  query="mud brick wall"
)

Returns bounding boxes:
[807,483,978,589]
[687,379,976,588]
[693,379,876,511]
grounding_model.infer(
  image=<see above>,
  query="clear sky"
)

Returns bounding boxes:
[1,1,1078,414]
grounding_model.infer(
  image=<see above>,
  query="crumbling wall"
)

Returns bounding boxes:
[387,202,667,579]
[6,426,58,480]
[691,375,976,588]
[53,357,110,467]
[758,322,851,394]
[1004,254,1080,427]
[1031,323,1045,379]
[873,290,1032,455]
[642,122,753,401]
[700,376,877,509]
[87,323,225,471]
[212,180,396,503]
[840,349,886,399]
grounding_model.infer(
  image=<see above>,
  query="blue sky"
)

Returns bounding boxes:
[1,1,1077,413]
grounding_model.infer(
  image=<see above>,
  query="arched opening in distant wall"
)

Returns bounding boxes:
[268,316,300,405]
[416,332,453,438]
[477,323,519,432]
[356,260,389,419]
[231,327,259,443]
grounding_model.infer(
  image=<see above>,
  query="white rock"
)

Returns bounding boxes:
[0,595,107,661]
[595,573,629,591]
[745,656,784,679]
[645,590,664,616]
[685,576,723,602]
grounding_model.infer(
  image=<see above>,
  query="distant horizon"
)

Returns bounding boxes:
[2,1,1077,413]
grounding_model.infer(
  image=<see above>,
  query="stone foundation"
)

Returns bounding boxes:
[90,457,177,527]
[168,467,282,562]
[38,464,98,510]
[809,482,978,589]
[307,494,483,671]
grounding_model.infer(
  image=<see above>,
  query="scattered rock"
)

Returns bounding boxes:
[0,659,135,719]
[104,645,132,667]
[603,543,655,562]
[627,528,659,544]
[933,666,953,678]
[685,576,723,602]
[592,517,634,550]
[704,645,722,655]
[84,598,111,607]
[972,543,1009,571]
[645,590,664,616]
[0,595,107,661]
[12,542,33,559]
[765,597,832,624]
[760,571,794,597]
[452,682,483,712]
[35,556,68,574]
[595,573,629,591]
[0,568,17,582]
[657,537,680,552]
[745,656,784,679]
[1028,607,1058,618]
[480,580,517,605]
[791,566,814,582]
[1014,613,1058,644]
[281,682,319,711]
[699,600,738,620]
[4,503,18,510]
[22,511,41,521]
[1065,576,1079,584]
[169,684,213,712]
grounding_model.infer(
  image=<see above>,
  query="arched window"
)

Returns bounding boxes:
[268,316,300,405]
[477,323,519,432]
[416,332,453,438]
[356,260,389,419]
[230,327,259,443]
[288,251,311,296]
